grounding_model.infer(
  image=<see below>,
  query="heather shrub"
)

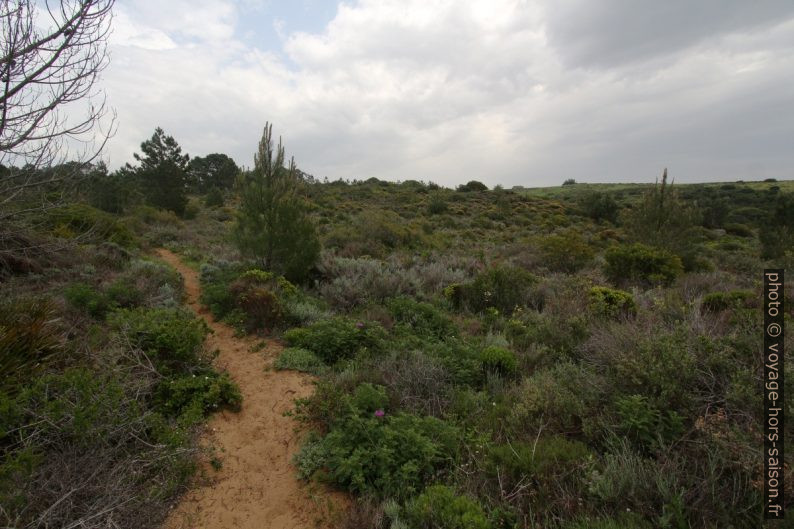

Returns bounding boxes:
[604,243,683,287]
[283,317,385,364]
[588,286,637,319]
[120,259,183,306]
[404,485,491,529]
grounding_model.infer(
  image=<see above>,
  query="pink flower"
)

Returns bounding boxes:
[374,409,385,418]
[356,322,365,329]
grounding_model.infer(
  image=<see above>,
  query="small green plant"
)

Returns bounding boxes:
[274,347,326,375]
[404,485,492,529]
[588,286,637,319]
[155,370,241,426]
[479,346,518,377]
[64,282,109,318]
[614,394,684,452]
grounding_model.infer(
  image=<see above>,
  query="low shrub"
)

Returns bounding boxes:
[537,231,595,273]
[427,196,449,215]
[724,223,754,237]
[387,296,457,340]
[511,362,604,437]
[701,290,753,312]
[452,265,538,315]
[274,347,327,375]
[487,435,592,480]
[204,187,224,207]
[64,282,109,318]
[294,407,459,498]
[604,243,683,287]
[457,180,488,192]
[588,286,637,319]
[154,370,241,426]
[404,484,491,529]
[614,394,684,453]
[108,307,208,374]
[479,346,518,377]
[46,203,136,248]
[283,317,384,364]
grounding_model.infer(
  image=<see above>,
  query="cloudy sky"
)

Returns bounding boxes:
[101,0,794,187]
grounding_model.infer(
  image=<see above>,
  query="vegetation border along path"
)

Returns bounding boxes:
[156,249,344,529]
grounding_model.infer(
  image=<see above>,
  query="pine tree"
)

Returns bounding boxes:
[233,123,320,282]
[132,127,189,216]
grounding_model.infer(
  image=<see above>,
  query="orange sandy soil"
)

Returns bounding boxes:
[155,249,348,529]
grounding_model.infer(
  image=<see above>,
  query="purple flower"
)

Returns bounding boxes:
[374,409,385,418]
[356,322,365,329]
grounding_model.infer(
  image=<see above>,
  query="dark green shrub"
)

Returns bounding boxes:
[588,286,637,319]
[64,282,109,318]
[701,290,753,312]
[387,296,457,340]
[511,362,604,437]
[274,347,326,375]
[283,317,384,364]
[228,270,295,332]
[104,279,144,309]
[479,346,517,377]
[580,191,619,224]
[199,262,240,319]
[487,435,591,480]
[537,231,595,273]
[108,307,207,373]
[455,266,538,315]
[155,370,241,426]
[0,299,64,396]
[562,178,576,186]
[427,196,448,215]
[204,187,224,207]
[604,243,683,287]
[46,203,136,248]
[724,223,753,237]
[404,485,491,529]
[295,410,459,498]
[457,180,488,192]
[614,394,684,453]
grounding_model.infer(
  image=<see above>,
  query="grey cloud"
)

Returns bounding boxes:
[543,0,794,69]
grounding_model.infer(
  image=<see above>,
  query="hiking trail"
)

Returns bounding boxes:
[156,249,345,529]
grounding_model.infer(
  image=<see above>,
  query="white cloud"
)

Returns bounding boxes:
[100,0,794,186]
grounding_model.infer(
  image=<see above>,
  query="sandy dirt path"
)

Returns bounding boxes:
[156,249,345,529]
